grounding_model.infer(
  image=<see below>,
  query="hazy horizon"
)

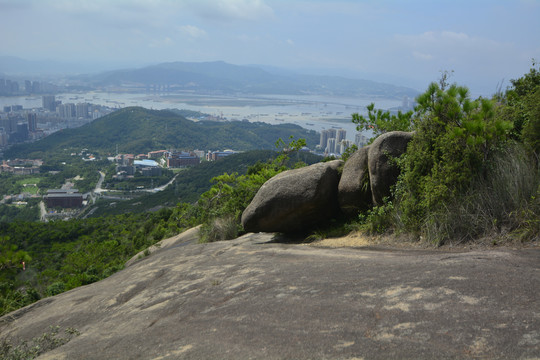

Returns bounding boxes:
[1,0,540,97]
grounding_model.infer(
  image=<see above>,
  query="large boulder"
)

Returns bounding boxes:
[368,131,414,206]
[241,160,343,233]
[338,146,371,216]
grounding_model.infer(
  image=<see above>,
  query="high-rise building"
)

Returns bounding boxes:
[32,81,41,93]
[0,130,8,147]
[336,128,346,143]
[58,103,76,118]
[320,129,329,148]
[16,123,28,142]
[327,128,337,139]
[27,113,37,132]
[326,138,336,154]
[76,103,89,118]
[42,95,56,111]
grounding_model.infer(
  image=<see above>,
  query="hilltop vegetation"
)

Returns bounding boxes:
[4,107,319,159]
[352,67,539,244]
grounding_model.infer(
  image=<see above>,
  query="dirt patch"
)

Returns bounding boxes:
[310,230,540,251]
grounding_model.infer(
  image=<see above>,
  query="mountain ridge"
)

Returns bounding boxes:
[4,107,320,159]
[76,61,419,99]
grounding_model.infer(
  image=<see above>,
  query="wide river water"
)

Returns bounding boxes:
[0,92,403,142]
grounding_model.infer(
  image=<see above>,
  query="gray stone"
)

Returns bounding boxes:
[338,146,371,216]
[125,225,200,267]
[241,160,342,233]
[368,131,414,206]
[1,234,538,360]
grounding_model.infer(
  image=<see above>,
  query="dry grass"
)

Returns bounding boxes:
[309,230,539,251]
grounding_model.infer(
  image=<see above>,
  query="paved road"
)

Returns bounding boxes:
[1,233,539,359]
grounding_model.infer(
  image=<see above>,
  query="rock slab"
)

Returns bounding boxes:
[1,234,539,360]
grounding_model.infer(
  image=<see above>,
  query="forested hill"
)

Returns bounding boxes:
[5,107,320,159]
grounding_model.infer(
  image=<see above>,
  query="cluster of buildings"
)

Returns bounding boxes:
[113,148,238,179]
[0,78,58,96]
[317,128,369,156]
[112,148,240,181]
[0,159,43,175]
[0,95,114,149]
[42,95,109,121]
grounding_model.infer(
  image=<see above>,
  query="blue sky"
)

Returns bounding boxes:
[1,0,539,95]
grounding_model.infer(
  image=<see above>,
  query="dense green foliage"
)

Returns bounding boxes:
[0,198,40,223]
[355,67,539,244]
[4,107,320,159]
[397,82,513,230]
[0,209,185,316]
[498,61,540,156]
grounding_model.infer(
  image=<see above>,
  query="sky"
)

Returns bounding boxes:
[1,0,539,95]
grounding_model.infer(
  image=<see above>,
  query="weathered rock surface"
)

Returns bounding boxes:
[338,146,371,216]
[125,225,201,267]
[368,131,414,206]
[241,160,342,233]
[1,234,539,360]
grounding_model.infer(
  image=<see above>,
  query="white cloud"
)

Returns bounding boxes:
[412,51,433,61]
[178,25,207,40]
[286,39,294,46]
[185,0,274,22]
[148,37,174,48]
[441,31,469,41]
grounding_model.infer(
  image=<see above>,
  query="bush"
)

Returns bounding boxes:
[416,144,539,244]
[199,215,241,243]
[46,282,66,296]
[395,82,512,232]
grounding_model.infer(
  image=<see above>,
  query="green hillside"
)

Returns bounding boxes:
[4,107,320,159]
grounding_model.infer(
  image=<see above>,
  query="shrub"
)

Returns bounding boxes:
[46,282,66,296]
[396,82,512,232]
[199,215,241,243]
[418,144,539,244]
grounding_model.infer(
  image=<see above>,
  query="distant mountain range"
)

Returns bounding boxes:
[0,56,418,99]
[80,61,418,99]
